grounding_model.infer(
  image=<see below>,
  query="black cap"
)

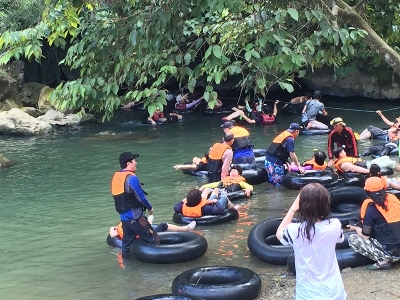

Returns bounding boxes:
[221,121,234,129]
[119,152,139,165]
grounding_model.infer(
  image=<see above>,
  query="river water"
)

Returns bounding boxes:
[1,97,399,299]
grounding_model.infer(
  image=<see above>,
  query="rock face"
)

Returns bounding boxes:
[301,66,400,99]
[0,108,53,135]
[37,109,95,126]
[0,61,25,102]
[0,154,13,169]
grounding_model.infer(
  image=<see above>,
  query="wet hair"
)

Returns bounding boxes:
[185,188,202,207]
[333,147,344,158]
[230,165,243,175]
[313,151,327,166]
[366,190,388,210]
[313,90,322,100]
[224,133,234,143]
[369,164,381,177]
[304,91,312,99]
[297,183,331,243]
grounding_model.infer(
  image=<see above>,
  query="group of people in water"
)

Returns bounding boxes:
[111,89,400,299]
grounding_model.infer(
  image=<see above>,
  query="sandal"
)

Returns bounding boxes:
[365,261,392,270]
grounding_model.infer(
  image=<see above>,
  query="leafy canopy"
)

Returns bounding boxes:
[1,0,398,119]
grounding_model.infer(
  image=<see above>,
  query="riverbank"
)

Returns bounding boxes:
[256,264,400,299]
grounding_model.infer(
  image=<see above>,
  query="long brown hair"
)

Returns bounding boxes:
[298,183,331,242]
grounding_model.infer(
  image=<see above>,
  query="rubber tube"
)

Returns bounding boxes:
[224,190,252,201]
[171,266,261,300]
[130,232,208,264]
[180,163,267,185]
[282,170,338,190]
[263,231,352,250]
[203,109,232,115]
[287,248,374,273]
[106,234,122,248]
[387,189,400,199]
[329,186,366,226]
[247,217,297,265]
[136,294,204,300]
[300,129,331,135]
[253,149,267,157]
[172,208,239,226]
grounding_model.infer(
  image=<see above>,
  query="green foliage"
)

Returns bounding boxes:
[0,0,44,33]
[0,0,397,119]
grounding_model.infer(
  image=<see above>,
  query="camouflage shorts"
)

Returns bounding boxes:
[348,234,400,263]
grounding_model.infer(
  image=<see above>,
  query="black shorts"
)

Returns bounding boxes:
[367,125,388,139]
[197,162,207,171]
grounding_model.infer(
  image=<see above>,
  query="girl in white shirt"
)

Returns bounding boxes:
[276,183,346,300]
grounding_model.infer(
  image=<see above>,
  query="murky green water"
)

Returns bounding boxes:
[1,97,399,299]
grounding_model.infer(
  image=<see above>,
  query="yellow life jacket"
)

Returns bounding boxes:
[220,175,246,186]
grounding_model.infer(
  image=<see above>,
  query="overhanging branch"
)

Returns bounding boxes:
[354,0,367,13]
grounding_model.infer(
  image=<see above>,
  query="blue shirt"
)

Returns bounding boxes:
[233,148,254,159]
[119,171,152,221]
[266,136,295,165]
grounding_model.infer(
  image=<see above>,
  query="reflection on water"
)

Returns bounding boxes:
[0,99,399,299]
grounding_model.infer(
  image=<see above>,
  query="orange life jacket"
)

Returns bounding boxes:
[220,175,246,186]
[207,143,232,173]
[230,126,253,151]
[182,198,213,217]
[303,160,327,171]
[333,157,361,173]
[388,123,400,141]
[266,131,294,163]
[360,194,400,223]
[200,156,207,163]
[111,171,143,213]
[360,194,400,244]
[230,126,250,138]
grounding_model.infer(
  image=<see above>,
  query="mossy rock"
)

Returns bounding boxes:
[0,154,13,169]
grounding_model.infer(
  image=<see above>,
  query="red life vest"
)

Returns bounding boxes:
[260,114,275,124]
[152,111,165,121]
[175,102,186,110]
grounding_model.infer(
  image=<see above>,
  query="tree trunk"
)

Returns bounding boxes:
[336,0,400,76]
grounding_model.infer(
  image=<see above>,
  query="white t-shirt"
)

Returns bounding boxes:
[279,219,347,300]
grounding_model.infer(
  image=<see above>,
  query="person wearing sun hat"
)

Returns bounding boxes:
[327,117,359,166]
[110,152,159,258]
[347,177,400,270]
[265,123,304,186]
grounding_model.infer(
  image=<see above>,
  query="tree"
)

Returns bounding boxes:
[0,0,398,119]
[0,0,44,33]
[319,0,400,75]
